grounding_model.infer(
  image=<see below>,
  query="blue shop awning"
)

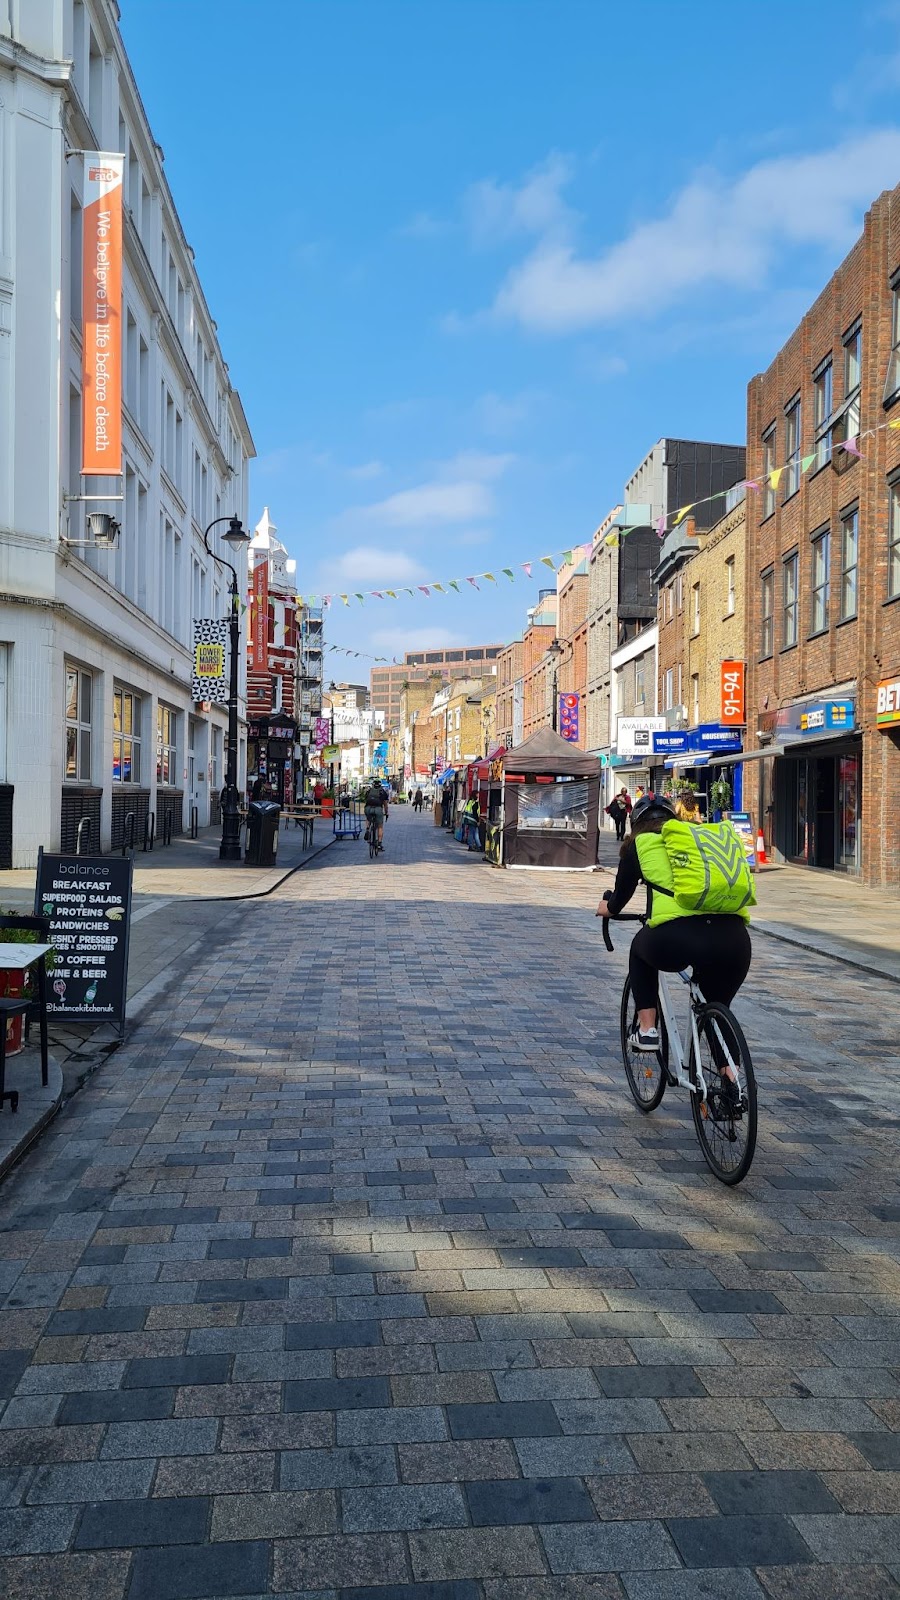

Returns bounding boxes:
[439,769,457,784]
[664,754,710,770]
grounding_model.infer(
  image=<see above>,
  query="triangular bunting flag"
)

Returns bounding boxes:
[371,591,383,600]
[522,562,532,578]
[502,568,515,581]
[768,467,784,489]
[448,580,461,592]
[605,532,619,548]
[466,576,480,589]
[340,594,349,606]
[540,556,556,569]
[354,593,365,603]
[801,454,816,473]
[673,504,694,526]
[418,586,430,596]
[483,572,496,583]
[842,435,861,457]
[385,589,397,599]
[656,515,666,540]
[433,583,446,593]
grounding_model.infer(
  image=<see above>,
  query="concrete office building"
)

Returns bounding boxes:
[0,0,254,866]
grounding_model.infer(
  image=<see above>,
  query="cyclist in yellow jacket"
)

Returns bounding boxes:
[596,791,751,1063]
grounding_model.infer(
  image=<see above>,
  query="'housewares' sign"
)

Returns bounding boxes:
[876,677,900,729]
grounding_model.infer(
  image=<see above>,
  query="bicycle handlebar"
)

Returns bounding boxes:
[598,908,645,952]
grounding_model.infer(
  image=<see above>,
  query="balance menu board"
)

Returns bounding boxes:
[34,851,133,1032]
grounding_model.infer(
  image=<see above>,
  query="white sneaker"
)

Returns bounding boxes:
[630,1025,660,1053]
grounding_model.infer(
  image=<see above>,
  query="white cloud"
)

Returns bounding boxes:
[347,460,385,480]
[487,130,900,332]
[463,154,573,246]
[399,210,449,239]
[326,547,427,584]
[474,390,542,436]
[371,627,469,653]
[354,451,514,529]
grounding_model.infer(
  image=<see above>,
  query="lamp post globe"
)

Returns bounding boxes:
[203,516,251,861]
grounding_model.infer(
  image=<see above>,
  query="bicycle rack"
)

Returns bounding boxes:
[190,804,199,840]
[75,817,91,856]
[163,808,173,847]
[122,810,136,857]
[143,811,155,853]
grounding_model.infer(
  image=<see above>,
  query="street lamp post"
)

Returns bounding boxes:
[547,637,564,732]
[203,515,251,860]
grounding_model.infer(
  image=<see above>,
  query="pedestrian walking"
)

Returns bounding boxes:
[605,793,623,838]
[620,788,633,836]
[413,786,424,812]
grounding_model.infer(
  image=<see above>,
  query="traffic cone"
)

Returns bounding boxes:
[755,827,768,866]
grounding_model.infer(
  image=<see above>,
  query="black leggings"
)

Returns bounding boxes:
[629,916,752,1012]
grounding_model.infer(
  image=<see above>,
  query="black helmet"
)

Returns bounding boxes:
[630,791,676,828]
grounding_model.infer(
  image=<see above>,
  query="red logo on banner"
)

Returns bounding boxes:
[559,692,580,742]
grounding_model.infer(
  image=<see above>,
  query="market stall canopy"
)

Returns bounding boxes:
[470,745,506,782]
[502,727,600,778]
[438,768,457,785]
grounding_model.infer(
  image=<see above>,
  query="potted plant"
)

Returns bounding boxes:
[0,917,54,1057]
[708,774,733,822]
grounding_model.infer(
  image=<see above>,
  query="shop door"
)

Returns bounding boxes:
[837,752,861,871]
[813,758,836,869]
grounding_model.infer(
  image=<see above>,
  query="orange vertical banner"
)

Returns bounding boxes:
[82,152,124,475]
[249,552,269,668]
[720,660,746,724]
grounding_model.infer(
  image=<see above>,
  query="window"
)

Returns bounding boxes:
[782,552,798,648]
[725,556,735,617]
[762,424,777,518]
[811,528,830,634]
[760,568,774,658]
[663,666,675,712]
[838,506,858,621]
[785,397,801,497]
[65,665,93,781]
[843,321,861,437]
[813,358,833,469]
[691,672,700,726]
[890,478,900,599]
[113,687,142,783]
[676,572,684,612]
[691,581,701,636]
[665,584,674,622]
[157,704,178,786]
[885,282,900,405]
[634,658,645,706]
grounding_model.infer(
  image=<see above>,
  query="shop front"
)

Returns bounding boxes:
[769,698,860,873]
[247,715,297,807]
[613,716,664,817]
[653,725,744,815]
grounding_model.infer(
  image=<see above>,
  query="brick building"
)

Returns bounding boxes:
[556,557,590,747]
[496,639,524,748]
[522,590,557,738]
[430,677,493,768]
[245,509,299,807]
[370,644,503,731]
[744,183,900,888]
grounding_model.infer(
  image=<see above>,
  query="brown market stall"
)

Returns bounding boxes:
[500,727,601,870]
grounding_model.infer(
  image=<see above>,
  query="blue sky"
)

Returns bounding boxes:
[121,0,900,666]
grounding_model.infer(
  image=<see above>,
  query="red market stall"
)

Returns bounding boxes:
[500,727,601,871]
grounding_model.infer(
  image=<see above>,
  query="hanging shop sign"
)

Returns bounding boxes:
[249,553,268,668]
[81,152,123,475]
[720,660,746,725]
[558,693,580,742]
[192,619,228,703]
[653,724,742,757]
[34,851,133,1037]
[876,677,900,729]
[617,716,665,757]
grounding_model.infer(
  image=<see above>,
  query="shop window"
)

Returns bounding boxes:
[784,397,802,498]
[112,687,142,783]
[813,357,833,469]
[762,424,777,518]
[65,664,93,782]
[782,552,798,648]
[843,320,861,437]
[810,529,830,634]
[157,704,178,786]
[890,478,900,599]
[839,506,858,621]
[760,568,774,658]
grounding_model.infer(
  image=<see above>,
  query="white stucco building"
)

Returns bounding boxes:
[0,0,255,866]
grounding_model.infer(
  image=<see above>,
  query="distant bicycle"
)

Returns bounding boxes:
[602,913,757,1185]
[364,821,382,860]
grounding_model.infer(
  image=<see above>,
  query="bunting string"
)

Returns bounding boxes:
[292,415,900,606]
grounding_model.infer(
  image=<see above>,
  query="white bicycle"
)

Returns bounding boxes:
[602,913,758,1185]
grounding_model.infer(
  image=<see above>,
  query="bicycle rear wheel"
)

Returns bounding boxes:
[620,978,668,1112]
[690,1002,757,1185]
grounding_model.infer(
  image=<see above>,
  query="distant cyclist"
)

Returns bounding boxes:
[596,792,751,1078]
[364,779,389,852]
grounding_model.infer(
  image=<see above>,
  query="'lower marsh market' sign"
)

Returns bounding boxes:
[34,852,133,1035]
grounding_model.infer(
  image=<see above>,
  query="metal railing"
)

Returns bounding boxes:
[122,811,135,856]
[75,817,91,855]
[190,804,199,840]
[143,811,155,852]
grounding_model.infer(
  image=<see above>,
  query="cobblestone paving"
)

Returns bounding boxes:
[1,806,900,1599]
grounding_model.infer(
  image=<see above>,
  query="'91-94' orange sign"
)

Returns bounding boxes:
[721,660,746,724]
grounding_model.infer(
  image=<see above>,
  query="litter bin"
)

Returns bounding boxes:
[245,800,280,865]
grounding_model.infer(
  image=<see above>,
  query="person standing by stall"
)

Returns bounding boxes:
[413,786,424,813]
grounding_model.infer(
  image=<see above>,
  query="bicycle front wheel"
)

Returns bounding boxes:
[690,1002,757,1185]
[620,978,668,1113]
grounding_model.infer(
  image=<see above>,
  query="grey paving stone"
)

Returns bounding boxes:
[690,1289,787,1315]
[597,1368,706,1399]
[792,1513,900,1565]
[336,1406,448,1446]
[99,1417,218,1458]
[399,1440,520,1483]
[211,1488,337,1539]
[285,1378,390,1412]
[58,1387,175,1424]
[340,1482,467,1532]
[129,1539,269,1599]
[407,1526,545,1580]
[195,1276,288,1302]
[74,1495,209,1548]
[447,1402,562,1439]
[494,1369,600,1402]
[272,1531,409,1589]
[515,1437,637,1477]
[0,1504,78,1555]
[540,1519,680,1573]
[0,1395,62,1428]
[286,1321,382,1350]
[622,1572,767,1600]
[554,1398,667,1434]
[766,1397,886,1432]
[342,1584,480,1600]
[437,1340,535,1372]
[849,1433,900,1468]
[123,1354,231,1387]
[466,1476,596,1526]
[702,1469,840,1515]
[281,1445,398,1490]
[44,1308,146,1336]
[667,1514,815,1568]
